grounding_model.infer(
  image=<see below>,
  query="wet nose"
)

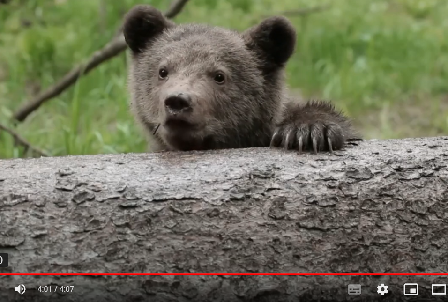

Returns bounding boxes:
[164,93,192,113]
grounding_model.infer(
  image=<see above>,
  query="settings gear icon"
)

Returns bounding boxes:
[377,284,389,295]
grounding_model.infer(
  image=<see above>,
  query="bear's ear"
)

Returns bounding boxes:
[123,5,174,54]
[243,16,296,69]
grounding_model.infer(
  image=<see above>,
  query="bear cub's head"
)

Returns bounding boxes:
[123,5,296,151]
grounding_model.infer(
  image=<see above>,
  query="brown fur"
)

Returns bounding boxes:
[123,5,359,153]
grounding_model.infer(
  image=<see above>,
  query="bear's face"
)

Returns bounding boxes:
[123,5,296,151]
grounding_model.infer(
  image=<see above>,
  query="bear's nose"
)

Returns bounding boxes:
[164,93,192,114]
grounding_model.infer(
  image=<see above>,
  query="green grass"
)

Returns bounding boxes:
[1,0,448,158]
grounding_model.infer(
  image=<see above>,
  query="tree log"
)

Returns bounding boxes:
[1,137,448,301]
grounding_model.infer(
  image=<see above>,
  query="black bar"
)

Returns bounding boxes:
[0,253,8,267]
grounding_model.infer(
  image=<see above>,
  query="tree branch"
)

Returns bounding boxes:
[0,122,49,157]
[0,137,447,278]
[165,0,190,18]
[12,0,191,122]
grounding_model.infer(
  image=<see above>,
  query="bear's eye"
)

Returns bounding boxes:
[214,72,225,84]
[158,68,169,80]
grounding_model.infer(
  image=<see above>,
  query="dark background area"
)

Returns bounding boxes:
[1,274,448,301]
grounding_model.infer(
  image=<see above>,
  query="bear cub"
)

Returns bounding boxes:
[123,5,358,152]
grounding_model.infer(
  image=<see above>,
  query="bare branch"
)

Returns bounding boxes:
[13,0,191,122]
[164,0,190,18]
[13,35,127,122]
[0,123,50,157]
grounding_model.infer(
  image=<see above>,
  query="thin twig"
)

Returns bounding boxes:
[164,0,190,18]
[13,35,127,122]
[0,123,50,157]
[263,5,330,18]
[13,0,191,122]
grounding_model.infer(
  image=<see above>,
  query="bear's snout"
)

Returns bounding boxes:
[164,93,193,116]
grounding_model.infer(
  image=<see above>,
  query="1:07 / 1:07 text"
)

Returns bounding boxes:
[38,286,74,293]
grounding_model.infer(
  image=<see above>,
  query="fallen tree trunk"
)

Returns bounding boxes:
[0,137,448,301]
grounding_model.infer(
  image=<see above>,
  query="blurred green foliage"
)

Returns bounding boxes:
[1,0,448,158]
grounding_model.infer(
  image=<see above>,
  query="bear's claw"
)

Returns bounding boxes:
[270,122,345,153]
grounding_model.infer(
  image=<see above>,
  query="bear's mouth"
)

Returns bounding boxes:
[163,116,205,133]
[161,117,213,150]
[164,118,194,129]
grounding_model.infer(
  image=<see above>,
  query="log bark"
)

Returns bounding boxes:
[1,136,448,301]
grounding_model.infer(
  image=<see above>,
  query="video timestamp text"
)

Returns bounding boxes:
[38,285,74,293]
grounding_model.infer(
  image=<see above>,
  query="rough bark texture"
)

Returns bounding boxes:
[0,137,448,301]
